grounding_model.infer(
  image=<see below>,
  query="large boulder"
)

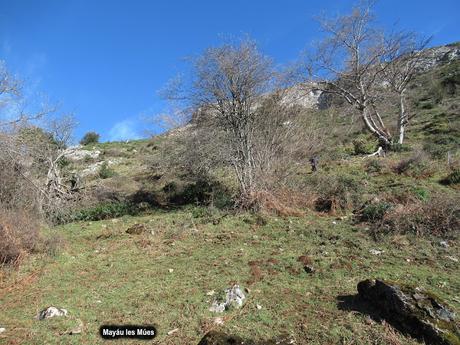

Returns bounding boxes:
[357,279,460,345]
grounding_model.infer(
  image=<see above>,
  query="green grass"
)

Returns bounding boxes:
[1,209,458,344]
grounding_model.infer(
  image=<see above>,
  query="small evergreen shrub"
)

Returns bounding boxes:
[364,159,384,174]
[71,201,139,222]
[441,169,460,185]
[390,143,411,152]
[80,131,100,145]
[358,202,393,222]
[352,137,376,155]
[98,162,116,179]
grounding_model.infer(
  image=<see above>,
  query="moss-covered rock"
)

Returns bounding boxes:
[357,279,460,345]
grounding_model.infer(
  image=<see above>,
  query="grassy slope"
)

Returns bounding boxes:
[1,51,459,345]
[1,210,459,344]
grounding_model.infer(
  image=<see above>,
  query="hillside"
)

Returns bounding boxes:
[0,43,459,345]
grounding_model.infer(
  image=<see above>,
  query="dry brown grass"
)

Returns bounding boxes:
[251,189,310,217]
[0,209,42,265]
[378,193,460,236]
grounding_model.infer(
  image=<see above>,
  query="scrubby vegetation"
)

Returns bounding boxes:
[1,3,459,345]
[79,131,100,145]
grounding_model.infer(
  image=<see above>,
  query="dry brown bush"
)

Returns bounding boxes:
[0,208,42,265]
[392,151,435,178]
[250,189,313,217]
[378,194,460,236]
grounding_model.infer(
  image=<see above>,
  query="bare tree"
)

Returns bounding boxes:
[162,39,323,207]
[381,33,430,143]
[0,61,79,220]
[306,2,425,149]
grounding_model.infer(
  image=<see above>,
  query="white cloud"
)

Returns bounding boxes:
[108,119,143,141]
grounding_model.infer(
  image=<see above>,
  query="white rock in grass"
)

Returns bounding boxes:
[446,256,459,262]
[440,241,449,248]
[213,317,224,325]
[0,327,5,334]
[209,285,246,313]
[209,301,226,313]
[369,249,384,255]
[37,307,68,320]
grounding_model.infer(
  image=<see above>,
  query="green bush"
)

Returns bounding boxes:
[98,162,116,179]
[412,187,430,201]
[358,202,393,222]
[390,143,411,152]
[71,201,139,222]
[441,169,460,185]
[310,173,364,213]
[352,137,376,155]
[167,179,233,209]
[394,152,433,178]
[80,131,100,145]
[364,159,384,174]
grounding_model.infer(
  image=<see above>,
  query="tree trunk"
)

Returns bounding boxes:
[361,103,392,148]
[398,89,408,144]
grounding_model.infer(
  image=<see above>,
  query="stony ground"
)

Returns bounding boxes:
[1,209,459,345]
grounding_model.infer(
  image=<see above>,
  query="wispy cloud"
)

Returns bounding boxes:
[1,39,11,56]
[108,119,143,141]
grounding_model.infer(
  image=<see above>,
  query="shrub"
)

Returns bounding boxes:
[358,201,393,222]
[167,179,233,209]
[393,151,434,178]
[441,169,460,185]
[376,194,460,237]
[80,131,100,146]
[364,159,384,174]
[98,162,116,179]
[0,209,41,265]
[389,143,411,152]
[71,201,139,222]
[412,187,430,201]
[310,173,363,213]
[352,137,377,155]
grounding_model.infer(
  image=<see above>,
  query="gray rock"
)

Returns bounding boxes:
[209,285,246,313]
[64,145,100,161]
[37,306,68,320]
[440,241,449,248]
[357,279,459,345]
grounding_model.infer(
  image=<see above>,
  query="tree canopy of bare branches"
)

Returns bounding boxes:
[306,1,428,148]
[1,60,79,221]
[162,39,323,207]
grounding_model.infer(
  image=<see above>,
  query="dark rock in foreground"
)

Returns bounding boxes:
[198,332,250,345]
[357,279,460,345]
[197,331,294,345]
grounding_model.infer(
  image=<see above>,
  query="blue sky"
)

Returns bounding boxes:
[0,0,458,142]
